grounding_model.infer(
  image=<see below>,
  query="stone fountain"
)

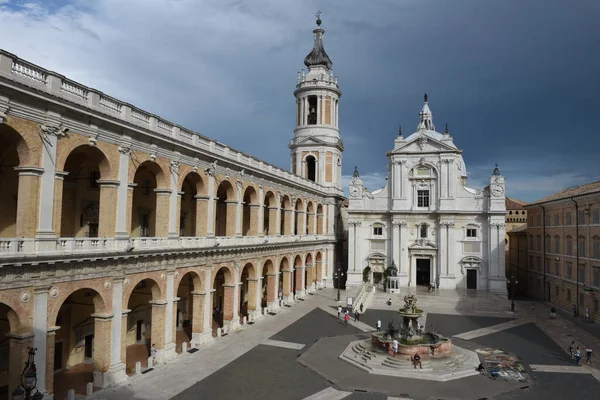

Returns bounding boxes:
[371,294,452,357]
[339,295,478,381]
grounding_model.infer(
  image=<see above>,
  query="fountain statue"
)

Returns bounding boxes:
[371,295,452,357]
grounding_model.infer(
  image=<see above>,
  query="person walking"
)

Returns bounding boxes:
[568,341,575,359]
[575,346,582,365]
[338,305,342,319]
[344,312,350,326]
[392,338,399,356]
[550,307,556,319]
[586,346,593,365]
[376,319,381,332]
[354,310,360,322]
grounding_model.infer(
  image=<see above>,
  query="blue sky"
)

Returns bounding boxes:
[1,0,599,202]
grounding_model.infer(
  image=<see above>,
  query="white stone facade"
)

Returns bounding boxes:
[347,96,507,292]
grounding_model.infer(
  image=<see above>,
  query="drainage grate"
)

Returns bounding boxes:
[141,368,154,374]
[268,312,277,316]
[247,321,255,325]
[187,348,199,354]
[285,305,292,308]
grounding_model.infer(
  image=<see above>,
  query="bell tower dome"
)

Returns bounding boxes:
[289,13,343,194]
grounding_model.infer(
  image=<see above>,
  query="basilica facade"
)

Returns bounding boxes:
[347,97,507,291]
[0,17,344,399]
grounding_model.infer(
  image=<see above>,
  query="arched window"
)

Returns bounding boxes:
[305,155,316,182]
[554,235,560,254]
[566,236,573,256]
[593,236,600,259]
[579,236,586,257]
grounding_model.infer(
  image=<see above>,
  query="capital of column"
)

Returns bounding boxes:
[14,166,44,177]
[490,222,506,228]
[348,220,361,227]
[97,180,120,188]
[55,170,69,180]
[118,146,132,156]
[154,188,172,196]
[439,221,455,228]
[392,221,407,228]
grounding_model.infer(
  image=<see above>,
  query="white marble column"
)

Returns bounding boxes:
[163,271,176,357]
[447,223,456,277]
[108,278,126,384]
[290,198,296,234]
[258,186,265,236]
[448,159,455,198]
[235,181,243,237]
[439,223,448,277]
[33,287,49,393]
[327,203,335,235]
[115,146,131,238]
[36,124,60,244]
[318,151,325,184]
[392,222,400,266]
[231,268,240,328]
[207,171,216,236]
[202,268,213,338]
[168,161,180,238]
[276,193,282,235]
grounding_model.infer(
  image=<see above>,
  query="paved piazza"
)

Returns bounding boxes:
[87,287,600,400]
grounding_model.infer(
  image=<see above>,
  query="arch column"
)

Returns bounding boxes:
[268,207,278,236]
[115,146,131,239]
[190,291,205,344]
[257,186,264,236]
[282,270,291,302]
[315,261,323,288]
[266,274,276,307]
[201,268,213,341]
[295,266,305,298]
[52,171,68,234]
[235,182,243,237]
[249,205,260,236]
[284,209,292,235]
[195,195,209,236]
[98,180,119,237]
[206,173,216,236]
[149,301,167,360]
[306,263,315,292]
[246,278,258,313]
[92,314,113,388]
[154,189,171,237]
[107,277,126,385]
[225,201,238,237]
[33,286,49,394]
[168,162,180,238]
[7,333,34,396]
[14,167,43,238]
[222,285,236,326]
[36,122,61,245]
[163,271,176,359]
[45,328,58,394]
[296,211,305,235]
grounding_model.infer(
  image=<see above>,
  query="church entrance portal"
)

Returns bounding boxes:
[416,259,431,286]
[466,269,478,289]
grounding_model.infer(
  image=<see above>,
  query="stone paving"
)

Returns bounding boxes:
[85,286,600,400]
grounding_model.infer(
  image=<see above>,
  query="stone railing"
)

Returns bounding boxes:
[352,284,376,314]
[0,50,331,195]
[0,234,329,259]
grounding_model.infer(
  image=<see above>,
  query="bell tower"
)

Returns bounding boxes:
[289,13,343,194]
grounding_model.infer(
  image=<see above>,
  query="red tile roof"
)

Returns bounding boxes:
[528,181,600,206]
[505,197,527,210]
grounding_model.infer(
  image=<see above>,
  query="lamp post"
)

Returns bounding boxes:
[12,347,44,400]
[334,267,345,301]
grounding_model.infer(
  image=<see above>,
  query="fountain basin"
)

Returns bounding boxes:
[371,332,453,357]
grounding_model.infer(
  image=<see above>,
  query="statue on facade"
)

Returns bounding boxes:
[387,260,398,277]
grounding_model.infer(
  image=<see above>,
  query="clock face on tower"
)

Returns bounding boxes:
[491,184,504,197]
[350,186,361,198]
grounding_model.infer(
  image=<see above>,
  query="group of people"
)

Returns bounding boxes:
[568,341,593,365]
[337,305,361,326]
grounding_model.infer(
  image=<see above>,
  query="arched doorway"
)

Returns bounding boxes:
[261,260,275,309]
[242,186,258,236]
[316,204,324,235]
[0,130,21,238]
[211,267,233,334]
[131,161,166,237]
[294,198,304,236]
[263,191,277,236]
[279,257,289,303]
[368,254,386,288]
[280,195,291,235]
[52,288,108,399]
[215,181,236,237]
[59,146,112,238]
[175,272,203,352]
[306,202,315,235]
[294,255,303,298]
[124,279,162,374]
[180,173,205,236]
[305,155,316,182]
[0,302,27,399]
[239,263,257,320]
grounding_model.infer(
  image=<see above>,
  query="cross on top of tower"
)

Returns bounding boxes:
[316,10,322,26]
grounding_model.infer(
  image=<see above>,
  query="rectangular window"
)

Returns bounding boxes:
[579,266,586,283]
[594,268,600,288]
[555,237,560,253]
[417,190,430,207]
[555,285,559,297]
[537,215,542,226]
[567,289,571,301]
[555,214,560,226]
[567,262,573,279]
[594,241,599,259]
[579,210,585,225]
[593,209,599,224]
[143,180,152,195]
[579,239,585,257]
[567,212,572,225]
[555,261,560,275]
[529,235,533,248]
[537,257,541,272]
[545,215,550,226]
[567,239,572,256]
[463,242,481,253]
[536,236,541,251]
[466,228,477,238]
[529,255,533,270]
[420,225,428,238]
[373,226,383,236]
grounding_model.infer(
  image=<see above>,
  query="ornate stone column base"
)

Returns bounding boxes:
[192,330,214,347]
[95,362,127,388]
[161,341,177,362]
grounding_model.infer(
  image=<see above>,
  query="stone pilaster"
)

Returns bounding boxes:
[115,146,132,238]
[98,180,119,237]
[235,181,243,237]
[33,286,49,393]
[206,171,216,236]
[168,160,180,238]
[14,167,42,238]
[36,122,61,243]
[163,271,176,359]
[154,189,171,237]
[195,195,209,236]
[149,301,167,359]
[258,186,264,236]
[92,314,112,388]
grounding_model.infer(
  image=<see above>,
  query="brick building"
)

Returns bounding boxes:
[510,182,600,321]
[0,18,345,399]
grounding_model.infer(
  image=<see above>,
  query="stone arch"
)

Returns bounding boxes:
[58,144,115,237]
[0,301,29,398]
[211,265,235,331]
[0,124,36,237]
[49,286,109,329]
[316,204,324,235]
[261,259,275,308]
[263,190,277,235]
[315,251,324,282]
[57,142,114,180]
[128,153,170,189]
[180,171,207,236]
[242,185,259,236]
[123,276,163,309]
[0,302,21,335]
[305,252,313,266]
[305,154,317,182]
[280,194,292,235]
[0,120,35,167]
[215,180,237,237]
[175,270,204,351]
[239,262,258,317]
[131,160,171,237]
[293,254,303,296]
[294,198,305,235]
[279,256,291,298]
[178,167,207,195]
